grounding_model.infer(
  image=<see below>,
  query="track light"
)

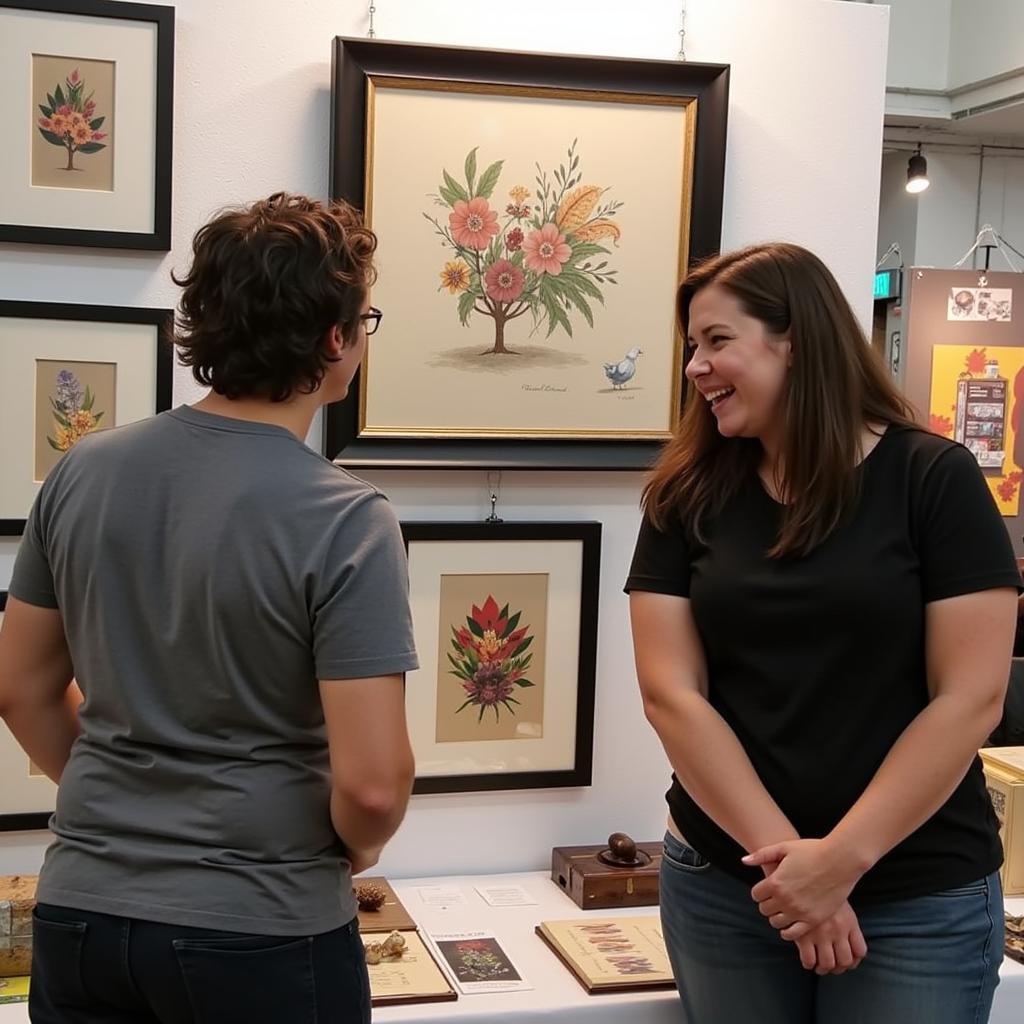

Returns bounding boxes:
[906,145,929,194]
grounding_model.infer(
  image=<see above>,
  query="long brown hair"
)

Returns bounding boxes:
[644,243,918,558]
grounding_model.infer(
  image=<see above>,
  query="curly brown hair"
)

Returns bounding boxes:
[173,192,377,401]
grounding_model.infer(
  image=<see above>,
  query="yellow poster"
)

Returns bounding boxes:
[929,345,1024,516]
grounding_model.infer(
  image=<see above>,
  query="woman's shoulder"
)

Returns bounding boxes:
[875,423,973,471]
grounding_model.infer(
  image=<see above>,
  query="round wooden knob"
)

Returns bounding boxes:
[607,832,636,862]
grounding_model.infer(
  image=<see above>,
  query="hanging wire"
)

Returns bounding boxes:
[367,1,376,38]
[677,1,687,61]
[954,224,1022,273]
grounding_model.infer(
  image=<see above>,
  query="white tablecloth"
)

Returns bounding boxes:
[1,872,1021,1023]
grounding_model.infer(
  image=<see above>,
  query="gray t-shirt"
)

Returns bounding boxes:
[10,406,418,934]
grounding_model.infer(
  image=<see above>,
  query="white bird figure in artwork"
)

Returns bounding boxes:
[603,347,642,389]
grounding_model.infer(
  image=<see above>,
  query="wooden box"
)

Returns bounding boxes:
[981,747,1024,896]
[0,875,37,978]
[552,841,662,910]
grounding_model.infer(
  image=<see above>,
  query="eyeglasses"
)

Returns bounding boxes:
[359,306,383,337]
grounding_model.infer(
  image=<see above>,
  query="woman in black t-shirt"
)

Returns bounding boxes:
[627,243,1019,1023]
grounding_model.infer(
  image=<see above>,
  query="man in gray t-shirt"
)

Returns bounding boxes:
[0,193,416,1024]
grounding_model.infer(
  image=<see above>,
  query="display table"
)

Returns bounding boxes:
[1,872,1022,1022]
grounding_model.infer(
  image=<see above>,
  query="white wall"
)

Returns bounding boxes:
[876,150,920,265]
[949,0,1024,90]
[884,0,952,91]
[0,0,888,878]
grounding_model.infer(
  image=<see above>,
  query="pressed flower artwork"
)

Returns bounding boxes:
[360,82,692,439]
[31,55,114,192]
[424,141,623,356]
[435,573,547,743]
[34,359,116,480]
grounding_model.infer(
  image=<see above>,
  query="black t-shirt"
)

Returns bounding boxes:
[626,426,1020,905]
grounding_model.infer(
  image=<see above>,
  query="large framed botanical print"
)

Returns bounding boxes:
[0,591,58,831]
[327,38,729,469]
[0,0,175,250]
[0,300,173,535]
[402,521,600,794]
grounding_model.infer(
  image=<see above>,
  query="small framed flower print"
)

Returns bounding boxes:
[0,0,174,250]
[0,300,173,535]
[401,521,600,794]
[327,38,729,469]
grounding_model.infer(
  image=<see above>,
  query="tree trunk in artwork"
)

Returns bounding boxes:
[488,310,513,354]
[65,142,76,171]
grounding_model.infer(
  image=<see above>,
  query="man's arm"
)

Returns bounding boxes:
[318,675,415,873]
[0,595,80,783]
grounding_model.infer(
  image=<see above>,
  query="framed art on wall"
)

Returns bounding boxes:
[0,590,58,831]
[0,0,174,250]
[0,300,173,535]
[401,521,600,794]
[327,38,729,469]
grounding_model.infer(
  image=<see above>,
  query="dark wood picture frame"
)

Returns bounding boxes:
[327,38,729,470]
[402,521,599,794]
[0,299,174,536]
[0,589,56,832]
[0,0,174,250]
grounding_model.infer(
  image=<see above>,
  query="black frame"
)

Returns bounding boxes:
[0,299,174,536]
[0,0,174,250]
[402,520,600,794]
[0,589,54,832]
[327,37,729,470]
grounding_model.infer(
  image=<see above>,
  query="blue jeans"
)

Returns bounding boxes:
[660,831,1004,1024]
[29,903,370,1024]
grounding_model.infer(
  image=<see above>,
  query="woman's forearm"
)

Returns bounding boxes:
[825,691,1003,873]
[644,687,800,853]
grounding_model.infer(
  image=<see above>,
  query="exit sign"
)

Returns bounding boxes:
[874,268,901,301]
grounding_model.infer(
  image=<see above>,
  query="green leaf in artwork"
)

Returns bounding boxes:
[499,602,509,621]
[39,129,67,148]
[559,269,604,302]
[54,84,66,107]
[92,412,104,426]
[442,170,469,204]
[464,147,478,195]
[515,679,535,688]
[478,705,486,723]
[83,386,93,410]
[46,437,62,451]
[47,93,56,110]
[504,610,521,635]
[466,616,485,639]
[475,160,504,199]
[438,184,459,208]
[39,104,53,118]
[89,116,105,130]
[454,699,475,715]
[457,289,476,326]
[569,242,610,260]
[76,142,106,154]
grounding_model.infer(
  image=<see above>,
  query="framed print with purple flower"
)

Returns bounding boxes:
[0,590,59,830]
[327,38,729,470]
[402,521,600,794]
[0,0,174,250]
[0,300,172,535]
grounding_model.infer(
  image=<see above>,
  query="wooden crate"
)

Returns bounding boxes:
[0,875,37,978]
[981,747,1024,896]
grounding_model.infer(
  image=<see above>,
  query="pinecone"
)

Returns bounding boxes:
[355,881,388,912]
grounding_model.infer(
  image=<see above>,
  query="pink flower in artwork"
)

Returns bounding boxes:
[38,117,54,131]
[484,259,525,304]
[69,68,80,85]
[91,132,107,141]
[49,112,71,136]
[71,122,92,145]
[505,227,524,252]
[57,104,71,116]
[84,99,96,118]
[522,223,571,275]
[449,197,499,251]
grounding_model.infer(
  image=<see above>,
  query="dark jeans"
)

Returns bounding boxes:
[29,903,370,1024]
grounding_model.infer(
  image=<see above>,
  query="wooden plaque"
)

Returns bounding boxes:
[551,843,662,910]
[0,875,37,978]
[355,877,417,933]
[362,930,457,1006]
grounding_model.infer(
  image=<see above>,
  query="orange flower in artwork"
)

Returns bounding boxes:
[929,413,954,437]
[964,348,988,375]
[997,471,1023,503]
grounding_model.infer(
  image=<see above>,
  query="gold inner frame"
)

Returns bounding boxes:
[360,75,697,441]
